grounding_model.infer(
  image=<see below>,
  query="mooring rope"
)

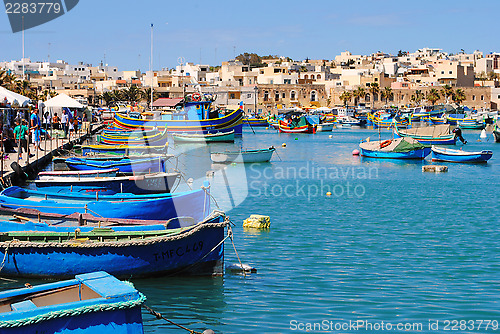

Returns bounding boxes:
[142,304,203,334]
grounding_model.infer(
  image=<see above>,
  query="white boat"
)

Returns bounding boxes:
[38,168,120,179]
[211,147,275,163]
[172,130,235,143]
[316,122,335,132]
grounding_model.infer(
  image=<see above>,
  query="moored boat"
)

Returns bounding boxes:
[359,137,431,159]
[35,171,180,195]
[394,124,457,145]
[316,122,335,132]
[38,168,119,179]
[78,142,168,156]
[243,117,268,127]
[99,128,168,146]
[431,146,492,163]
[278,114,316,134]
[61,155,172,174]
[210,147,275,163]
[458,119,486,130]
[0,186,210,221]
[0,211,227,278]
[0,271,145,332]
[172,130,235,143]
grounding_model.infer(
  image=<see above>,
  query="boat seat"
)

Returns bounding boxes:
[11,300,37,311]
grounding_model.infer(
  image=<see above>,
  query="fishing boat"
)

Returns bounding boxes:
[0,186,210,221]
[394,124,457,145]
[172,130,235,143]
[431,146,493,163]
[113,95,244,136]
[243,117,268,127]
[446,113,467,125]
[0,211,227,278]
[99,128,168,146]
[38,168,119,179]
[337,116,361,126]
[458,119,486,130]
[359,137,431,159]
[429,116,446,124]
[210,147,275,163]
[35,172,180,195]
[278,113,316,134]
[78,142,169,156]
[316,122,335,132]
[0,271,145,332]
[61,155,172,174]
[101,127,157,137]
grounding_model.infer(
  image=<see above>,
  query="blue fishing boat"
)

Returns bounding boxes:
[99,128,168,146]
[0,211,227,278]
[359,137,431,159]
[0,186,210,221]
[0,271,145,333]
[62,155,172,174]
[431,146,493,163]
[38,168,119,178]
[243,116,268,127]
[113,96,244,136]
[35,172,180,195]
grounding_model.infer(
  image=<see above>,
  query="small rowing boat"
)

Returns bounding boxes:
[211,147,275,163]
[359,137,431,159]
[172,130,235,143]
[38,168,119,179]
[431,146,492,163]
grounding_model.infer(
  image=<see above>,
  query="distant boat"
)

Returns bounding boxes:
[35,171,180,195]
[278,116,316,133]
[0,186,210,221]
[243,117,268,127]
[211,147,275,163]
[99,127,168,145]
[359,137,431,159]
[172,130,235,143]
[38,168,119,179]
[0,271,145,331]
[0,211,227,278]
[429,116,446,124]
[394,124,457,145]
[431,146,492,163]
[316,122,335,132]
[458,119,486,130]
[62,155,172,174]
[446,114,467,125]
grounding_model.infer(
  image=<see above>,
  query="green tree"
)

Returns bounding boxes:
[236,53,262,67]
[102,91,116,107]
[368,83,379,108]
[452,88,466,106]
[140,87,159,109]
[380,87,393,105]
[410,90,424,106]
[441,84,454,104]
[352,86,366,106]
[339,91,352,107]
[426,88,440,105]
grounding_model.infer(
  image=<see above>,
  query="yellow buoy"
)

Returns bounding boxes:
[326,192,332,196]
[282,143,286,147]
[243,215,271,229]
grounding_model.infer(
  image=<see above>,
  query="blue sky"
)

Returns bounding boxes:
[1,0,499,72]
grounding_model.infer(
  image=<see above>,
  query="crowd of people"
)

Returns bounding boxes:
[1,107,90,160]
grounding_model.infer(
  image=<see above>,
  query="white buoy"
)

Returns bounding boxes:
[480,129,487,139]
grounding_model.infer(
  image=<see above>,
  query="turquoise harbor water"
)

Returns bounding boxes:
[2,126,499,333]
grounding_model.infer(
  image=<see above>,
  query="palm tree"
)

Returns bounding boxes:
[380,87,393,105]
[452,89,466,106]
[426,88,440,105]
[0,70,17,90]
[14,79,33,97]
[368,83,379,109]
[102,91,116,107]
[441,84,454,104]
[339,91,352,107]
[410,90,424,106]
[140,87,159,109]
[352,86,366,106]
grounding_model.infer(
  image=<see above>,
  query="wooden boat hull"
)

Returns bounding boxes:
[394,125,457,145]
[172,130,235,143]
[360,147,431,159]
[113,108,244,136]
[0,186,210,222]
[211,148,275,163]
[35,172,180,195]
[0,271,144,332]
[80,143,168,156]
[64,156,170,174]
[38,168,119,179]
[431,147,492,163]
[0,214,226,278]
[458,121,486,130]
[243,118,268,127]
[316,123,335,132]
[278,123,316,133]
[99,128,168,146]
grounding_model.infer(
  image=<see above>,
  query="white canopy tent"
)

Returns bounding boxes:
[0,86,31,107]
[44,93,84,108]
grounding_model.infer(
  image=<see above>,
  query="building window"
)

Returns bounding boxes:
[365,94,370,102]
[264,91,269,101]
[441,71,445,74]
[230,93,235,99]
[247,94,252,98]
[366,83,370,87]
[311,91,317,101]
[374,94,378,101]
[497,95,500,99]
[304,75,308,79]
[274,69,280,73]
[449,71,452,74]
[374,78,378,81]
[282,92,286,98]
[481,95,484,100]
[317,74,321,79]
[472,95,475,101]
[291,91,296,100]
[275,92,280,100]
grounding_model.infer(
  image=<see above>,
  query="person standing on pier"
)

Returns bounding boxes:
[61,109,69,138]
[52,113,60,130]
[30,108,43,151]
[13,119,32,157]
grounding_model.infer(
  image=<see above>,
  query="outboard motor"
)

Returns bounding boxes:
[453,127,467,144]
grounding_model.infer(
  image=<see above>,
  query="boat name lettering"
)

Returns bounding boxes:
[153,241,203,261]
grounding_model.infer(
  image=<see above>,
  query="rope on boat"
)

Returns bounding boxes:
[228,225,246,278]
[0,241,13,272]
[142,304,203,334]
[0,211,228,249]
[0,292,146,328]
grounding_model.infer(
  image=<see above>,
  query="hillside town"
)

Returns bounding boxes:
[1,47,500,114]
